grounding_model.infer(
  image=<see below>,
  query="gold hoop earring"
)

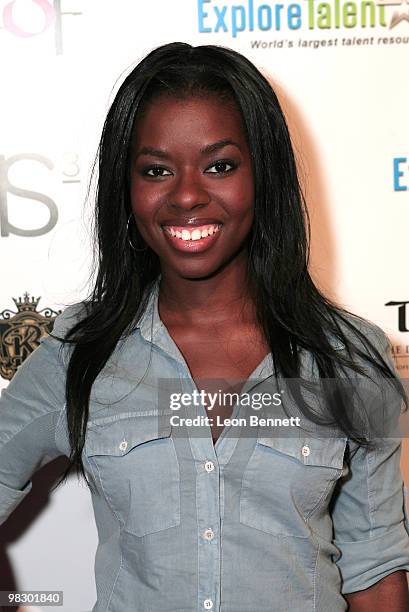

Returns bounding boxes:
[126,213,148,252]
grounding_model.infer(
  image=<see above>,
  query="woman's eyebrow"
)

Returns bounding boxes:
[134,139,241,159]
[201,139,241,155]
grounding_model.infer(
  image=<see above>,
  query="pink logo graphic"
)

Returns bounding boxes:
[1,0,81,54]
[3,0,55,37]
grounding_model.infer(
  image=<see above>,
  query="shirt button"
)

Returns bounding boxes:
[203,528,214,541]
[119,440,128,452]
[203,599,213,610]
[301,444,310,457]
[204,460,215,472]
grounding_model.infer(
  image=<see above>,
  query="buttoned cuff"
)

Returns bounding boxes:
[334,521,409,594]
[0,479,33,525]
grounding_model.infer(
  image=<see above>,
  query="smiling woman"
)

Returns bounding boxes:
[1,41,409,612]
[130,94,254,267]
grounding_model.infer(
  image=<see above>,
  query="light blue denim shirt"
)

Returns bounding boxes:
[1,276,409,611]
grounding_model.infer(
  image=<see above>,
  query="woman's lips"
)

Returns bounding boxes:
[161,224,222,253]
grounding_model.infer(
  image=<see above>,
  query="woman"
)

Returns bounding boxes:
[1,42,409,611]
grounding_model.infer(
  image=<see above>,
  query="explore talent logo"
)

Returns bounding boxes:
[393,156,408,191]
[198,0,409,38]
[378,0,409,28]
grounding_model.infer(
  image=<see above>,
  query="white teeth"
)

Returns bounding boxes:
[191,229,202,241]
[164,224,221,241]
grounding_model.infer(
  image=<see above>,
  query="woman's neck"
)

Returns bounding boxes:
[158,262,257,328]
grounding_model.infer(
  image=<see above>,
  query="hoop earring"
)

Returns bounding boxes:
[126,213,148,252]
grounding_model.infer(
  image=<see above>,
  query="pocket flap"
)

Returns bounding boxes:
[85,412,173,457]
[257,434,347,470]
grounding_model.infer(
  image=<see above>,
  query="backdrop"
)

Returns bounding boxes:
[0,1,408,610]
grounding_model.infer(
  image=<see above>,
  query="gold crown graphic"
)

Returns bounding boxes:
[12,293,41,313]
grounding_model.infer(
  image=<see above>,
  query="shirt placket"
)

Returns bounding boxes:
[177,359,276,612]
[177,368,222,612]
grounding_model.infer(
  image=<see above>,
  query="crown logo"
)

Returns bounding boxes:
[12,292,41,313]
[1,294,61,380]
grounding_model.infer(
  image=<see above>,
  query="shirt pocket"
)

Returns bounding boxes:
[240,432,347,537]
[84,412,181,537]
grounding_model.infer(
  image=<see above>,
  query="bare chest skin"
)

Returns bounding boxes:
[166,323,270,445]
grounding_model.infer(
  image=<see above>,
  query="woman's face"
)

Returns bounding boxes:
[130,94,254,280]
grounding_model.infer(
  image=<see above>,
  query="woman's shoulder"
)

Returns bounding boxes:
[329,310,391,355]
[51,301,89,341]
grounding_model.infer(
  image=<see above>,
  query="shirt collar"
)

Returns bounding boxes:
[133,274,274,380]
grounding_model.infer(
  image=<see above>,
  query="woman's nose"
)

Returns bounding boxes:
[167,171,210,210]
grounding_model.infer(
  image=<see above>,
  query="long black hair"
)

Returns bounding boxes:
[51,41,407,490]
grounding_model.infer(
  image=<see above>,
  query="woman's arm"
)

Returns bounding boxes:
[345,570,409,611]
[0,310,74,525]
[330,324,409,598]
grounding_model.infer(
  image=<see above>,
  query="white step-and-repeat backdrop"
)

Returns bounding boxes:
[0,1,408,610]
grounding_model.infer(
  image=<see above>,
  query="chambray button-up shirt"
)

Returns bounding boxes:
[1,276,409,611]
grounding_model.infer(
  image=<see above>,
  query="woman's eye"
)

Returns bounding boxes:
[141,160,236,178]
[205,160,236,174]
[143,166,172,177]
